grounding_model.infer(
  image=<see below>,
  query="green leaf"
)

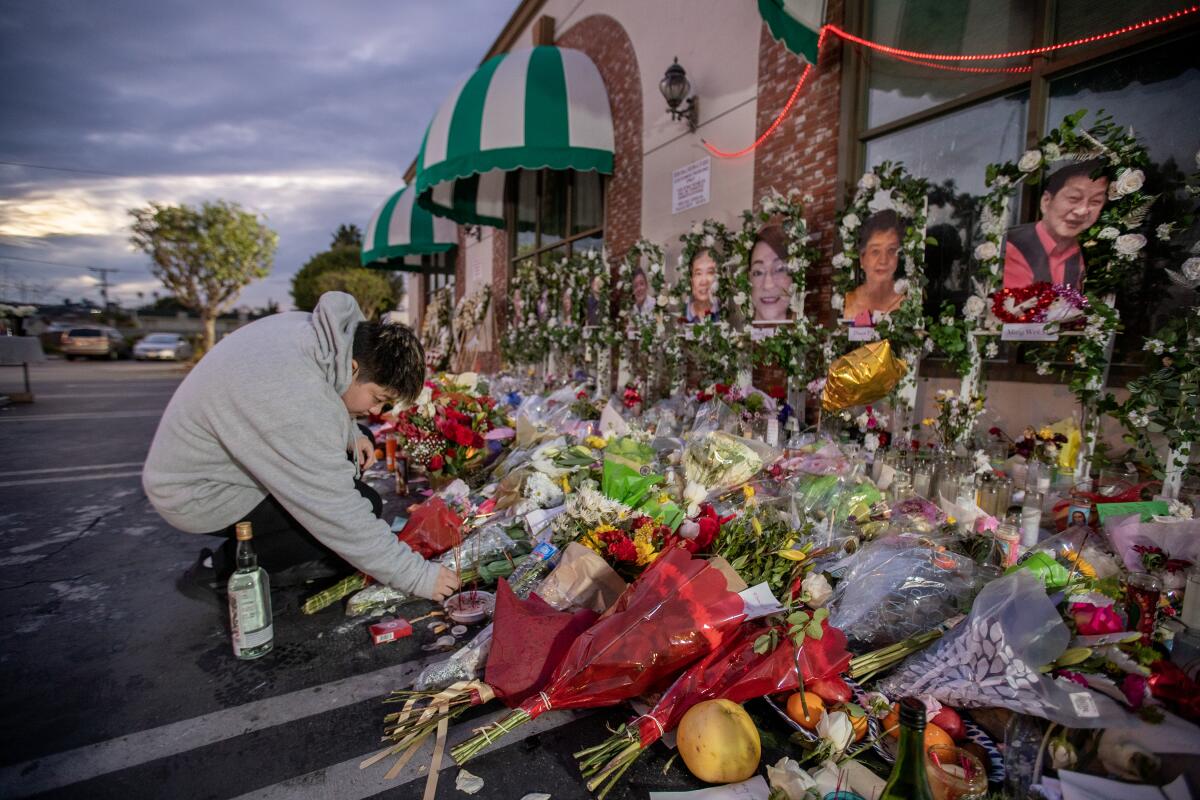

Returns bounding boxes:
[812,607,829,624]
[806,621,825,640]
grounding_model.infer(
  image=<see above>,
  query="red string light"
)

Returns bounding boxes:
[703,6,1197,158]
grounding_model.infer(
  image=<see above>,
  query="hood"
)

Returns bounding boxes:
[311,292,365,395]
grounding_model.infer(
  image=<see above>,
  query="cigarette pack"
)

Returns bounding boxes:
[369,618,412,645]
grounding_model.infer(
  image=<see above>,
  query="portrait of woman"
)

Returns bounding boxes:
[585,274,605,327]
[684,248,720,323]
[843,209,906,323]
[560,285,574,324]
[749,224,793,324]
[630,266,655,317]
[510,287,523,326]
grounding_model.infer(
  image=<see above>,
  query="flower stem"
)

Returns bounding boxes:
[449,709,530,764]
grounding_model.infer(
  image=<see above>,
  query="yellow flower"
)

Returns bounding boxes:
[1038,427,1054,440]
[751,517,763,537]
[743,485,755,500]
[1064,550,1097,579]
[657,493,671,505]
[922,418,936,427]
[585,435,608,450]
[632,528,660,566]
[561,475,571,495]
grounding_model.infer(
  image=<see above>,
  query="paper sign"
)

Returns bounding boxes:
[650,775,770,800]
[1001,323,1059,341]
[847,326,878,342]
[766,417,780,448]
[524,505,567,541]
[1069,692,1100,718]
[750,326,774,342]
[672,157,711,214]
[1056,771,1190,800]
[739,582,784,620]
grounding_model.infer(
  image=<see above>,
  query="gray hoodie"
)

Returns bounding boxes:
[143,292,439,598]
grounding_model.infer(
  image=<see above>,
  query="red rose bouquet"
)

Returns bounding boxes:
[389,373,509,479]
[450,547,746,764]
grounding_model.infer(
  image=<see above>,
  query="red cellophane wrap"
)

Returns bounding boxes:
[517,547,747,718]
[396,495,462,559]
[1149,659,1200,722]
[485,579,599,707]
[630,618,852,747]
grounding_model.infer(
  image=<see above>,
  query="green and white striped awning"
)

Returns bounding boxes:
[361,185,457,273]
[415,46,614,227]
[759,0,825,64]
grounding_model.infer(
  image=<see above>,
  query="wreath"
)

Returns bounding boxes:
[673,219,740,386]
[451,285,491,369]
[728,189,825,385]
[615,238,680,387]
[501,259,549,366]
[830,161,931,414]
[546,252,588,368]
[420,286,454,371]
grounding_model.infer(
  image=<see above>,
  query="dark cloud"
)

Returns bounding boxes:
[0,0,515,307]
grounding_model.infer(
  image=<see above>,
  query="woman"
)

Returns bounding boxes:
[586,274,604,327]
[630,267,656,317]
[685,249,720,323]
[843,209,906,323]
[749,224,793,323]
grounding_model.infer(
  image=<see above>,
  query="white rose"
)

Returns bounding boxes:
[974,241,999,261]
[857,173,879,191]
[817,711,853,755]
[831,252,850,268]
[964,295,986,319]
[690,221,703,235]
[1156,223,1173,241]
[733,292,747,307]
[831,293,844,310]
[702,234,715,248]
[1018,149,1043,172]
[985,341,999,358]
[767,757,817,800]
[802,573,833,607]
[863,431,880,453]
[1097,226,1120,240]
[893,278,910,296]
[656,293,669,308]
[1180,257,1200,282]
[1042,142,1062,162]
[1144,338,1165,354]
[1114,233,1146,257]
[1112,168,1145,197]
[841,213,860,231]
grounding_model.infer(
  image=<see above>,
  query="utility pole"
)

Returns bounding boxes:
[87,267,121,309]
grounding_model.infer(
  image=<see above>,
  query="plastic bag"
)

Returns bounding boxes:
[345,583,411,617]
[396,495,463,559]
[485,579,598,707]
[413,624,494,691]
[828,537,976,649]
[880,570,1132,728]
[435,524,518,573]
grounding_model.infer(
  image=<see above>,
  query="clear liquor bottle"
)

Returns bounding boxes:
[228,522,274,660]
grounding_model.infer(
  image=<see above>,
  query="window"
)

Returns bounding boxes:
[507,168,605,277]
[850,0,1200,379]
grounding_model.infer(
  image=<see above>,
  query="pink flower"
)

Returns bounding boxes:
[1059,670,1090,687]
[1071,602,1124,635]
[1121,674,1148,710]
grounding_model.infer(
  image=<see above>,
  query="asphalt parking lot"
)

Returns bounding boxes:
[0,359,716,800]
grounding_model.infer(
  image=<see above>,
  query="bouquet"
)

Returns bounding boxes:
[450,547,747,764]
[390,373,509,479]
[682,431,768,515]
[991,281,1088,324]
[922,389,984,448]
[577,619,851,797]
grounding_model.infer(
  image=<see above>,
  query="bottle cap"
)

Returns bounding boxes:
[235,522,253,541]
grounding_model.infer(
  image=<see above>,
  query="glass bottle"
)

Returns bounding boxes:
[228,522,274,660]
[913,460,934,499]
[880,696,935,800]
[1183,567,1200,630]
[890,470,915,504]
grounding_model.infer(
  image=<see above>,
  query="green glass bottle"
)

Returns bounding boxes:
[880,696,934,800]
[227,522,274,660]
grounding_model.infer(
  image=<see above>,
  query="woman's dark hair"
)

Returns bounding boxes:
[631,265,647,282]
[858,209,904,251]
[753,223,787,262]
[1043,159,1107,196]
[352,321,425,402]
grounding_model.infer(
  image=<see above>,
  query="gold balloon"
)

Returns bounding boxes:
[821,339,908,412]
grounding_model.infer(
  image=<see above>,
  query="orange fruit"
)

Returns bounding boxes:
[924,722,953,752]
[848,711,869,742]
[785,692,825,729]
[883,703,901,738]
[374,449,384,460]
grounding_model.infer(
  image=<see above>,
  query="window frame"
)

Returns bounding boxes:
[841,1,1200,382]
[504,168,606,274]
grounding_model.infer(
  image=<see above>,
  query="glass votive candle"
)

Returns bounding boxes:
[926,744,987,800]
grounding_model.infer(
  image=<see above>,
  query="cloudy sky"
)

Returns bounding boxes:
[0,0,515,309]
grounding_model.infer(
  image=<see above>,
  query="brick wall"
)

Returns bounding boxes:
[753,0,844,326]
[556,14,643,262]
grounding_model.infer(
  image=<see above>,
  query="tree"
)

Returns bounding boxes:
[331,223,363,248]
[313,269,396,320]
[129,200,277,352]
[290,245,363,311]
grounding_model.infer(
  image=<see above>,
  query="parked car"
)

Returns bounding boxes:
[61,326,131,360]
[133,332,193,361]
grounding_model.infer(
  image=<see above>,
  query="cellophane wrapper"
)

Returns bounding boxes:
[516,547,747,718]
[631,619,852,747]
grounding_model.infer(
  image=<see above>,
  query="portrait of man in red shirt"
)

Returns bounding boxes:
[1002,160,1109,290]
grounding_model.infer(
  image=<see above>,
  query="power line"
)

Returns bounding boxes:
[0,159,129,177]
[0,255,104,271]
[88,266,121,306]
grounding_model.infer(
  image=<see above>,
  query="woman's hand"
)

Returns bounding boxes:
[429,566,460,602]
[355,435,377,469]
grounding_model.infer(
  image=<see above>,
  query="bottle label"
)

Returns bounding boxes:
[229,586,272,654]
[531,542,558,562]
